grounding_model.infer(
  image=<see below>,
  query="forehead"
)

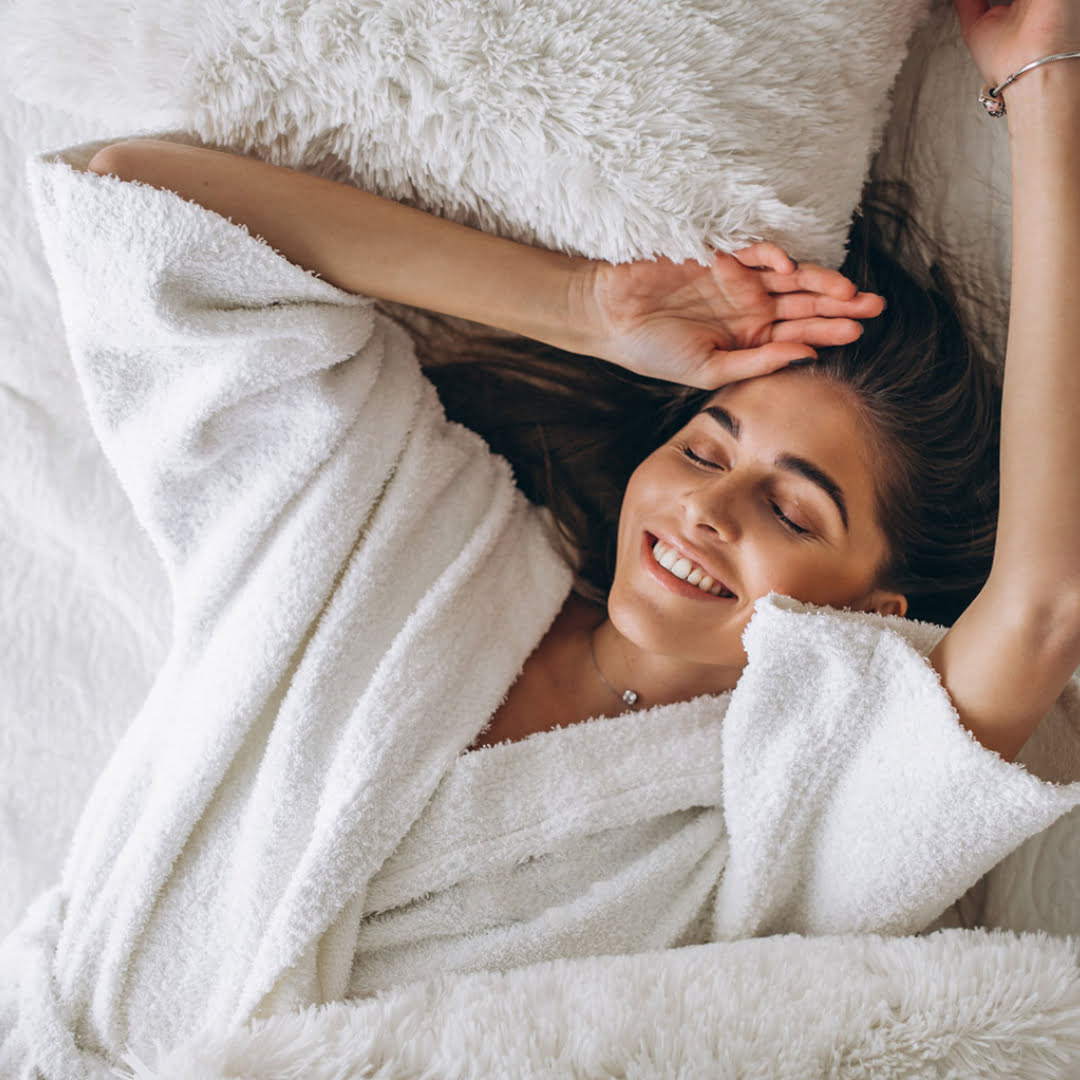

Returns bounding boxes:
[711,367,852,413]
[702,370,882,503]
[704,370,869,451]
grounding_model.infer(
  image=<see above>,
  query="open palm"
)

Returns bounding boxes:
[585,242,885,389]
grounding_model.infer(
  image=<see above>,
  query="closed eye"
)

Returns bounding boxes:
[679,444,722,468]
[771,502,810,536]
[680,443,812,537]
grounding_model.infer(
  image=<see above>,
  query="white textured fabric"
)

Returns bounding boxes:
[14,0,1075,954]
[1,0,932,268]
[0,89,172,945]
[872,0,1014,367]
[4,146,1080,1080]
[717,599,1080,939]
[134,930,1080,1080]
[1,145,573,1074]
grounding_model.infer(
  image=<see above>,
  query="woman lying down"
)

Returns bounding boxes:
[3,1,1080,1076]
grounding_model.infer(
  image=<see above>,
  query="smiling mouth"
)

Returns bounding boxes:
[650,537,736,598]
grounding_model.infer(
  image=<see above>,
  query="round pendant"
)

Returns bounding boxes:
[622,689,639,706]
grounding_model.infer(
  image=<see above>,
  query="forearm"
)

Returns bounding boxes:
[930,64,1080,760]
[994,66,1080,589]
[87,139,597,354]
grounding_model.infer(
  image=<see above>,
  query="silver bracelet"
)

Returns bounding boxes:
[979,51,1080,117]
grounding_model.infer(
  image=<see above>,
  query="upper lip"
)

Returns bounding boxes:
[650,532,738,598]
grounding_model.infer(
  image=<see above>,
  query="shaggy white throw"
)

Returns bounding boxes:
[2,0,931,268]
[127,930,1080,1080]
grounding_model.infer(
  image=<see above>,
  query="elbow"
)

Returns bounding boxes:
[1029,584,1080,663]
[87,141,138,180]
[87,139,165,181]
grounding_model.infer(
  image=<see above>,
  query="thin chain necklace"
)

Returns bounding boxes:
[588,627,640,707]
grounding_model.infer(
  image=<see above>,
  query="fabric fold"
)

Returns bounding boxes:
[4,143,573,1070]
[715,594,1080,939]
[366,694,729,914]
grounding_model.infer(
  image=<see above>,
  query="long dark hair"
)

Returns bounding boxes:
[378,183,1001,627]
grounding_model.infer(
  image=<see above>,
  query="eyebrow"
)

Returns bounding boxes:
[702,405,850,532]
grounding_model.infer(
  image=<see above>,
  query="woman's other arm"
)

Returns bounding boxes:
[930,0,1080,761]
[86,141,883,390]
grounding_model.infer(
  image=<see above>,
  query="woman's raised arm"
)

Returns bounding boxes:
[87,139,882,389]
[87,138,597,355]
[929,0,1080,761]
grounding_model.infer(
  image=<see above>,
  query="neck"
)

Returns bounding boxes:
[565,595,742,711]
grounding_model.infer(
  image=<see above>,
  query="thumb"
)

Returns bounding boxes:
[694,343,817,390]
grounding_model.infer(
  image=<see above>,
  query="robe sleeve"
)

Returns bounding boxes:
[714,594,1080,939]
[26,139,425,627]
[7,141,573,1071]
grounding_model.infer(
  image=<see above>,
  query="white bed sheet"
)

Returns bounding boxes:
[0,89,174,936]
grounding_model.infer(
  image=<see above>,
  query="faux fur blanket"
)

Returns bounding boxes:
[129,930,1080,1080]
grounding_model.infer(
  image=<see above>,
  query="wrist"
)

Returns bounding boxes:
[1004,60,1080,135]
[456,238,600,356]
[561,259,610,359]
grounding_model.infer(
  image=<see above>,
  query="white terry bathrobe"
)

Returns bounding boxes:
[3,142,1080,1080]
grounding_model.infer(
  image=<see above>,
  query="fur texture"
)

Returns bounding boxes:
[124,929,1080,1080]
[3,0,931,267]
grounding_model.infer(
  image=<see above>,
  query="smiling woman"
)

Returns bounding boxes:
[607,368,908,692]
[407,200,1000,733]
[86,129,1011,758]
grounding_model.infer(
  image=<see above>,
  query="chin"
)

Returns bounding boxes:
[607,578,749,670]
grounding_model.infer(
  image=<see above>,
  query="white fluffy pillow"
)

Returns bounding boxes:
[3,0,930,268]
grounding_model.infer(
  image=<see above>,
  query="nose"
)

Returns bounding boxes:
[683,476,742,543]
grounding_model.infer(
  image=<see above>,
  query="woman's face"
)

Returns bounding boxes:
[608,369,906,672]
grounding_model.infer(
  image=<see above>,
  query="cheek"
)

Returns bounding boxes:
[616,456,668,542]
[609,460,752,667]
[747,544,833,600]
[758,553,875,609]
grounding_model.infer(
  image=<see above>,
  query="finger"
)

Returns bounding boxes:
[761,264,858,300]
[731,242,796,274]
[774,291,886,322]
[696,343,818,390]
[771,317,866,346]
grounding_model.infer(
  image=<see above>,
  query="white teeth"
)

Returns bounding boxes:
[650,539,733,598]
[658,548,680,572]
[670,557,693,580]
